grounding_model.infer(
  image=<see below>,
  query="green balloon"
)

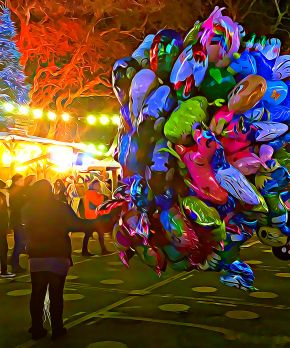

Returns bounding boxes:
[199,66,236,101]
[164,96,208,144]
[182,196,222,227]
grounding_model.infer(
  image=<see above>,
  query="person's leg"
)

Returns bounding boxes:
[82,233,90,253]
[0,231,8,274]
[82,233,93,256]
[11,226,25,272]
[30,272,49,337]
[97,230,109,255]
[48,272,67,338]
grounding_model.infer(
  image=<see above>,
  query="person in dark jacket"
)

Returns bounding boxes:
[22,180,99,340]
[0,180,15,278]
[23,175,37,199]
[53,179,67,203]
[9,173,26,273]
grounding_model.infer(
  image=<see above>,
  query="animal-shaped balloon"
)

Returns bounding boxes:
[112,57,140,106]
[150,29,183,81]
[170,44,208,100]
[164,96,209,144]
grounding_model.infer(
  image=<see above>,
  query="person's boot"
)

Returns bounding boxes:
[12,265,25,274]
[101,249,112,255]
[81,250,94,256]
[51,327,67,340]
[28,327,47,340]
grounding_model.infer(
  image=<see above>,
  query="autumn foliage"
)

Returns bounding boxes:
[5,0,289,116]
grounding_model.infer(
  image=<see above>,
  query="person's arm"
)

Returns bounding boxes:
[62,203,98,233]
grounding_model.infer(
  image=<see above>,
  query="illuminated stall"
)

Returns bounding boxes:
[0,132,120,184]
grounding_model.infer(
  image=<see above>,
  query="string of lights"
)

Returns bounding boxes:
[1,102,120,126]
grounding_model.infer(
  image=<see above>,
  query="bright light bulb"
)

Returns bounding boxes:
[99,115,109,125]
[18,105,29,115]
[86,144,97,154]
[61,112,70,122]
[112,115,120,125]
[15,165,27,172]
[2,152,12,166]
[87,114,97,125]
[3,103,14,112]
[97,144,106,151]
[33,109,43,119]
[47,111,57,121]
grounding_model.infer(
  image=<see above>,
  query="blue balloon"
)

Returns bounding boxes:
[263,80,288,106]
[252,51,275,79]
[263,104,290,124]
[267,133,290,150]
[141,85,176,122]
[228,51,257,76]
[254,121,288,141]
[150,137,171,173]
[272,55,290,80]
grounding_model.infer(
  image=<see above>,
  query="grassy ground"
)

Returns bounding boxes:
[0,233,290,348]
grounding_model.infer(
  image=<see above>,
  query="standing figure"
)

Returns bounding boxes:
[9,174,26,273]
[23,180,99,340]
[53,179,67,204]
[83,180,109,255]
[0,180,15,278]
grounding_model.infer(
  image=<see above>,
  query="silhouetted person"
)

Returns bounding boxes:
[9,174,26,273]
[22,180,99,340]
[82,180,108,256]
[0,180,15,278]
[23,175,37,199]
[53,179,67,203]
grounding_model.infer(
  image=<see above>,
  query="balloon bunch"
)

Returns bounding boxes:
[107,6,290,291]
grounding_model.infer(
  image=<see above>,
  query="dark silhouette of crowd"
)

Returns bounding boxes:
[0,174,114,340]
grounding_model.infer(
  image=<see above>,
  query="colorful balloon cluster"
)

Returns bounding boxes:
[106,7,290,291]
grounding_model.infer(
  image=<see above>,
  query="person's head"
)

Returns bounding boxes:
[11,174,24,187]
[54,179,66,193]
[28,180,54,203]
[24,175,36,187]
[89,179,100,191]
[0,180,7,190]
[106,179,112,190]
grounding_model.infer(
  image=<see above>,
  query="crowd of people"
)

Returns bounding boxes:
[0,173,116,340]
[0,173,114,277]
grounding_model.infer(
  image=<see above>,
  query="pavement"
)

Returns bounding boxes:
[0,233,290,348]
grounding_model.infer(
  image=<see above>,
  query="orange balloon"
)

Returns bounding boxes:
[228,74,267,113]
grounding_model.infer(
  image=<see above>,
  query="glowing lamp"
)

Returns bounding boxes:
[87,114,97,125]
[61,112,70,122]
[86,144,97,154]
[47,111,57,121]
[2,152,12,166]
[33,109,43,119]
[97,144,106,151]
[18,105,29,115]
[112,115,120,125]
[48,145,73,171]
[3,103,14,112]
[99,115,109,125]
[15,165,27,172]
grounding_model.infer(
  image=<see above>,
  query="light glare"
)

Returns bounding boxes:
[3,103,14,112]
[47,111,57,121]
[19,105,29,115]
[87,114,97,125]
[33,109,43,119]
[61,112,70,122]
[99,115,109,125]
